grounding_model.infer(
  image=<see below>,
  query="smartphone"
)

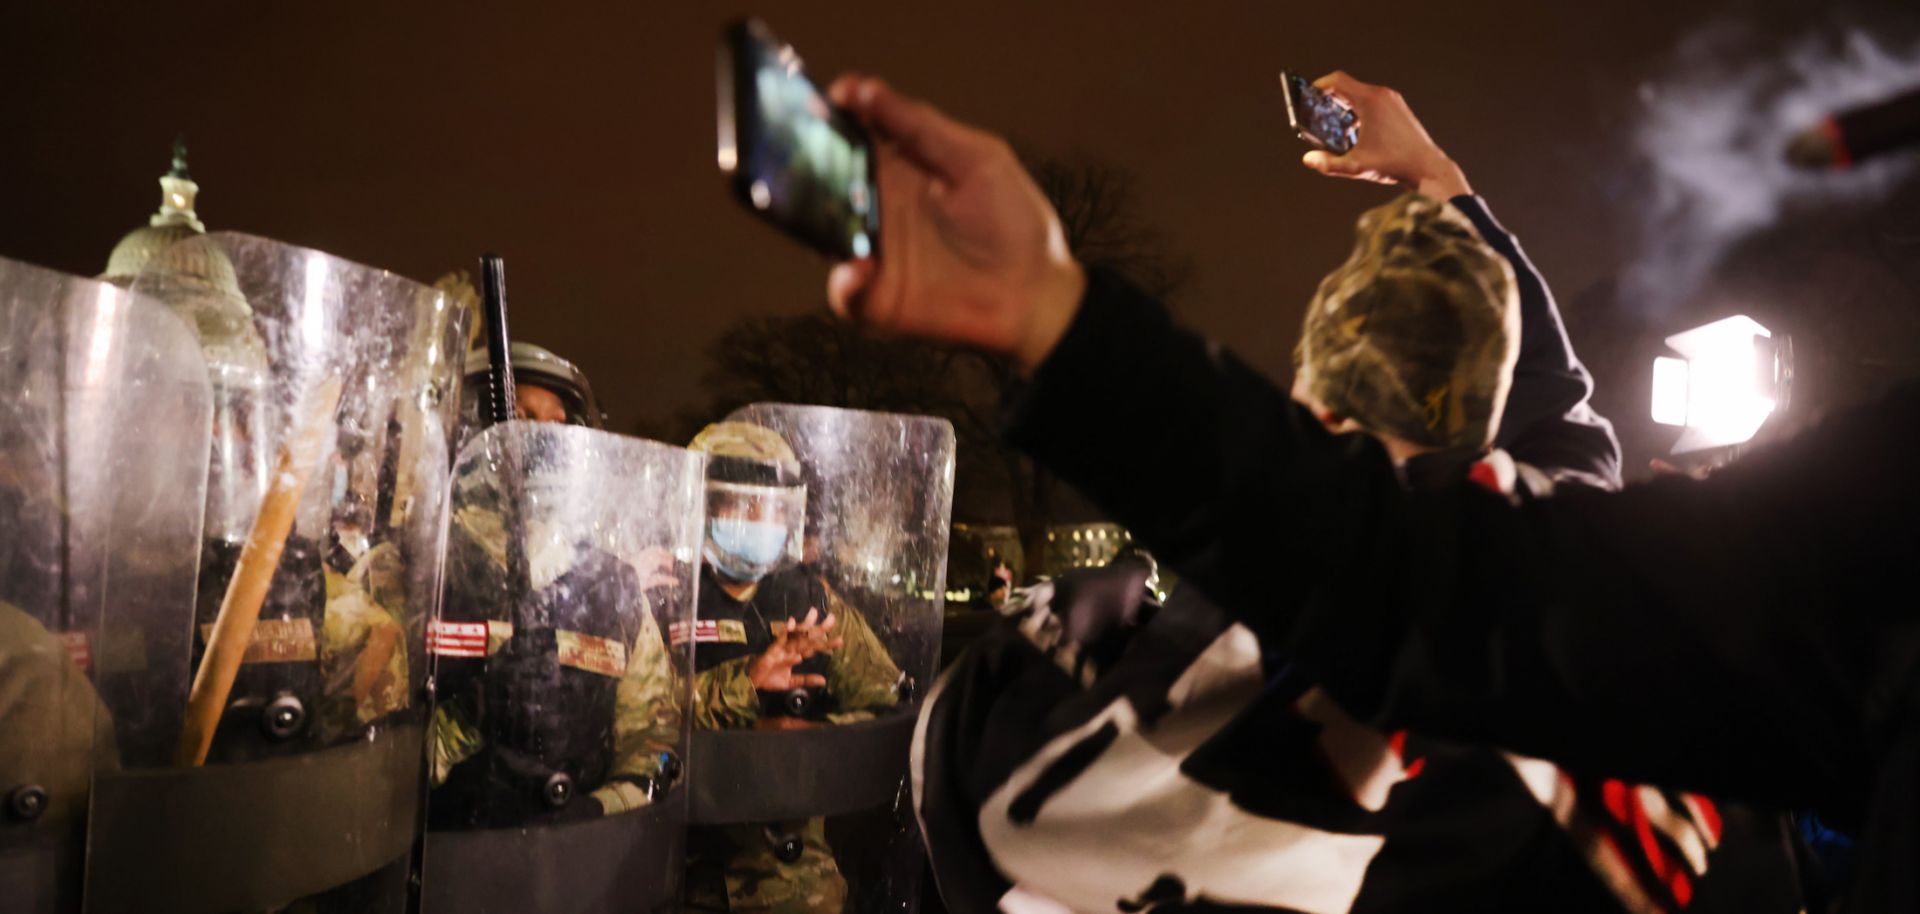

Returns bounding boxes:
[717,18,879,260]
[1281,71,1358,155]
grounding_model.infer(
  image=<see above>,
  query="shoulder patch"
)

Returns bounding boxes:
[669,619,749,645]
[557,629,629,678]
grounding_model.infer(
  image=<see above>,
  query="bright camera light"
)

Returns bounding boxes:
[1649,315,1790,453]
[1650,356,1690,426]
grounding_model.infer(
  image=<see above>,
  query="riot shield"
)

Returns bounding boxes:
[420,421,703,914]
[0,257,211,914]
[82,234,468,914]
[685,404,954,914]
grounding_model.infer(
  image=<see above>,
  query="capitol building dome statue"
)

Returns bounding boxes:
[103,139,211,284]
[104,140,271,546]
[100,141,255,342]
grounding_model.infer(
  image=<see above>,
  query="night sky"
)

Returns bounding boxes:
[5,1,1917,472]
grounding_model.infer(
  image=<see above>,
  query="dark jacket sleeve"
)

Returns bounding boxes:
[1004,266,1920,814]
[1449,195,1622,489]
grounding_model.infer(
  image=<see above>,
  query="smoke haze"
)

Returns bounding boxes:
[1627,25,1920,315]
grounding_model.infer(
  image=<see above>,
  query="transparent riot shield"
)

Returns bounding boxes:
[420,421,703,914]
[685,404,955,914]
[0,258,211,914]
[82,234,468,914]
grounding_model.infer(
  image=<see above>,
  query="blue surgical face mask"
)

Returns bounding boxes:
[706,517,790,583]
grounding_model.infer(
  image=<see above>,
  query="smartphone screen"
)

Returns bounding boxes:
[718,19,878,259]
[1282,72,1358,155]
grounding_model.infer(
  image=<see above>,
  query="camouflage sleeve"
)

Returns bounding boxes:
[429,701,484,787]
[352,542,411,617]
[822,583,903,714]
[319,578,409,740]
[607,602,680,783]
[693,657,761,730]
[428,520,490,788]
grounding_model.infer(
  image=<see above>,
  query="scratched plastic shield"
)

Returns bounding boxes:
[685,403,955,914]
[0,258,210,914]
[81,234,468,913]
[422,420,704,914]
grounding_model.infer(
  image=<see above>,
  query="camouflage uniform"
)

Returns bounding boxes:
[685,818,848,914]
[428,461,682,824]
[266,543,423,914]
[319,543,411,738]
[1295,192,1520,451]
[688,569,903,731]
[683,422,906,914]
[683,568,902,914]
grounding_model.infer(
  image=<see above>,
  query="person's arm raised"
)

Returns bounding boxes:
[1297,70,1622,487]
[815,71,1883,809]
[824,76,1085,375]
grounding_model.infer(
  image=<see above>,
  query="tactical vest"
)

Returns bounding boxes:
[434,539,642,828]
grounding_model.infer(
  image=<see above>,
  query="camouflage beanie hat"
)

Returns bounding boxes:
[1295,193,1520,450]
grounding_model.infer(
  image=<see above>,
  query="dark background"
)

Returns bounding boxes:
[4,0,1918,479]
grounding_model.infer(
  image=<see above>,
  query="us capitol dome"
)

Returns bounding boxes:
[100,141,261,372]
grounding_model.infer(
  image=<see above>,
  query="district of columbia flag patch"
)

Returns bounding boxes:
[669,619,749,646]
[428,620,489,658]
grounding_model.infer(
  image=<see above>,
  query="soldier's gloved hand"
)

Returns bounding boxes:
[747,608,842,691]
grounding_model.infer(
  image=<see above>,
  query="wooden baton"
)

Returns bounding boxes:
[174,376,344,767]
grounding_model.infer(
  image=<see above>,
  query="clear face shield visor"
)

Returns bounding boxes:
[703,481,806,582]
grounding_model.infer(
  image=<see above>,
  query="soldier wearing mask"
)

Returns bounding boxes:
[682,420,906,914]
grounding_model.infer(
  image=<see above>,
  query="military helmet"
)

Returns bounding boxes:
[460,341,604,430]
[688,421,805,488]
[688,421,807,581]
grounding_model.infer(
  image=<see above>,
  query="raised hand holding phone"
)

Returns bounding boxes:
[823,75,1085,374]
[1297,71,1474,200]
[717,22,1085,374]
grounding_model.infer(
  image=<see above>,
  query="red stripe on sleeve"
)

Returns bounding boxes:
[1686,794,1722,844]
